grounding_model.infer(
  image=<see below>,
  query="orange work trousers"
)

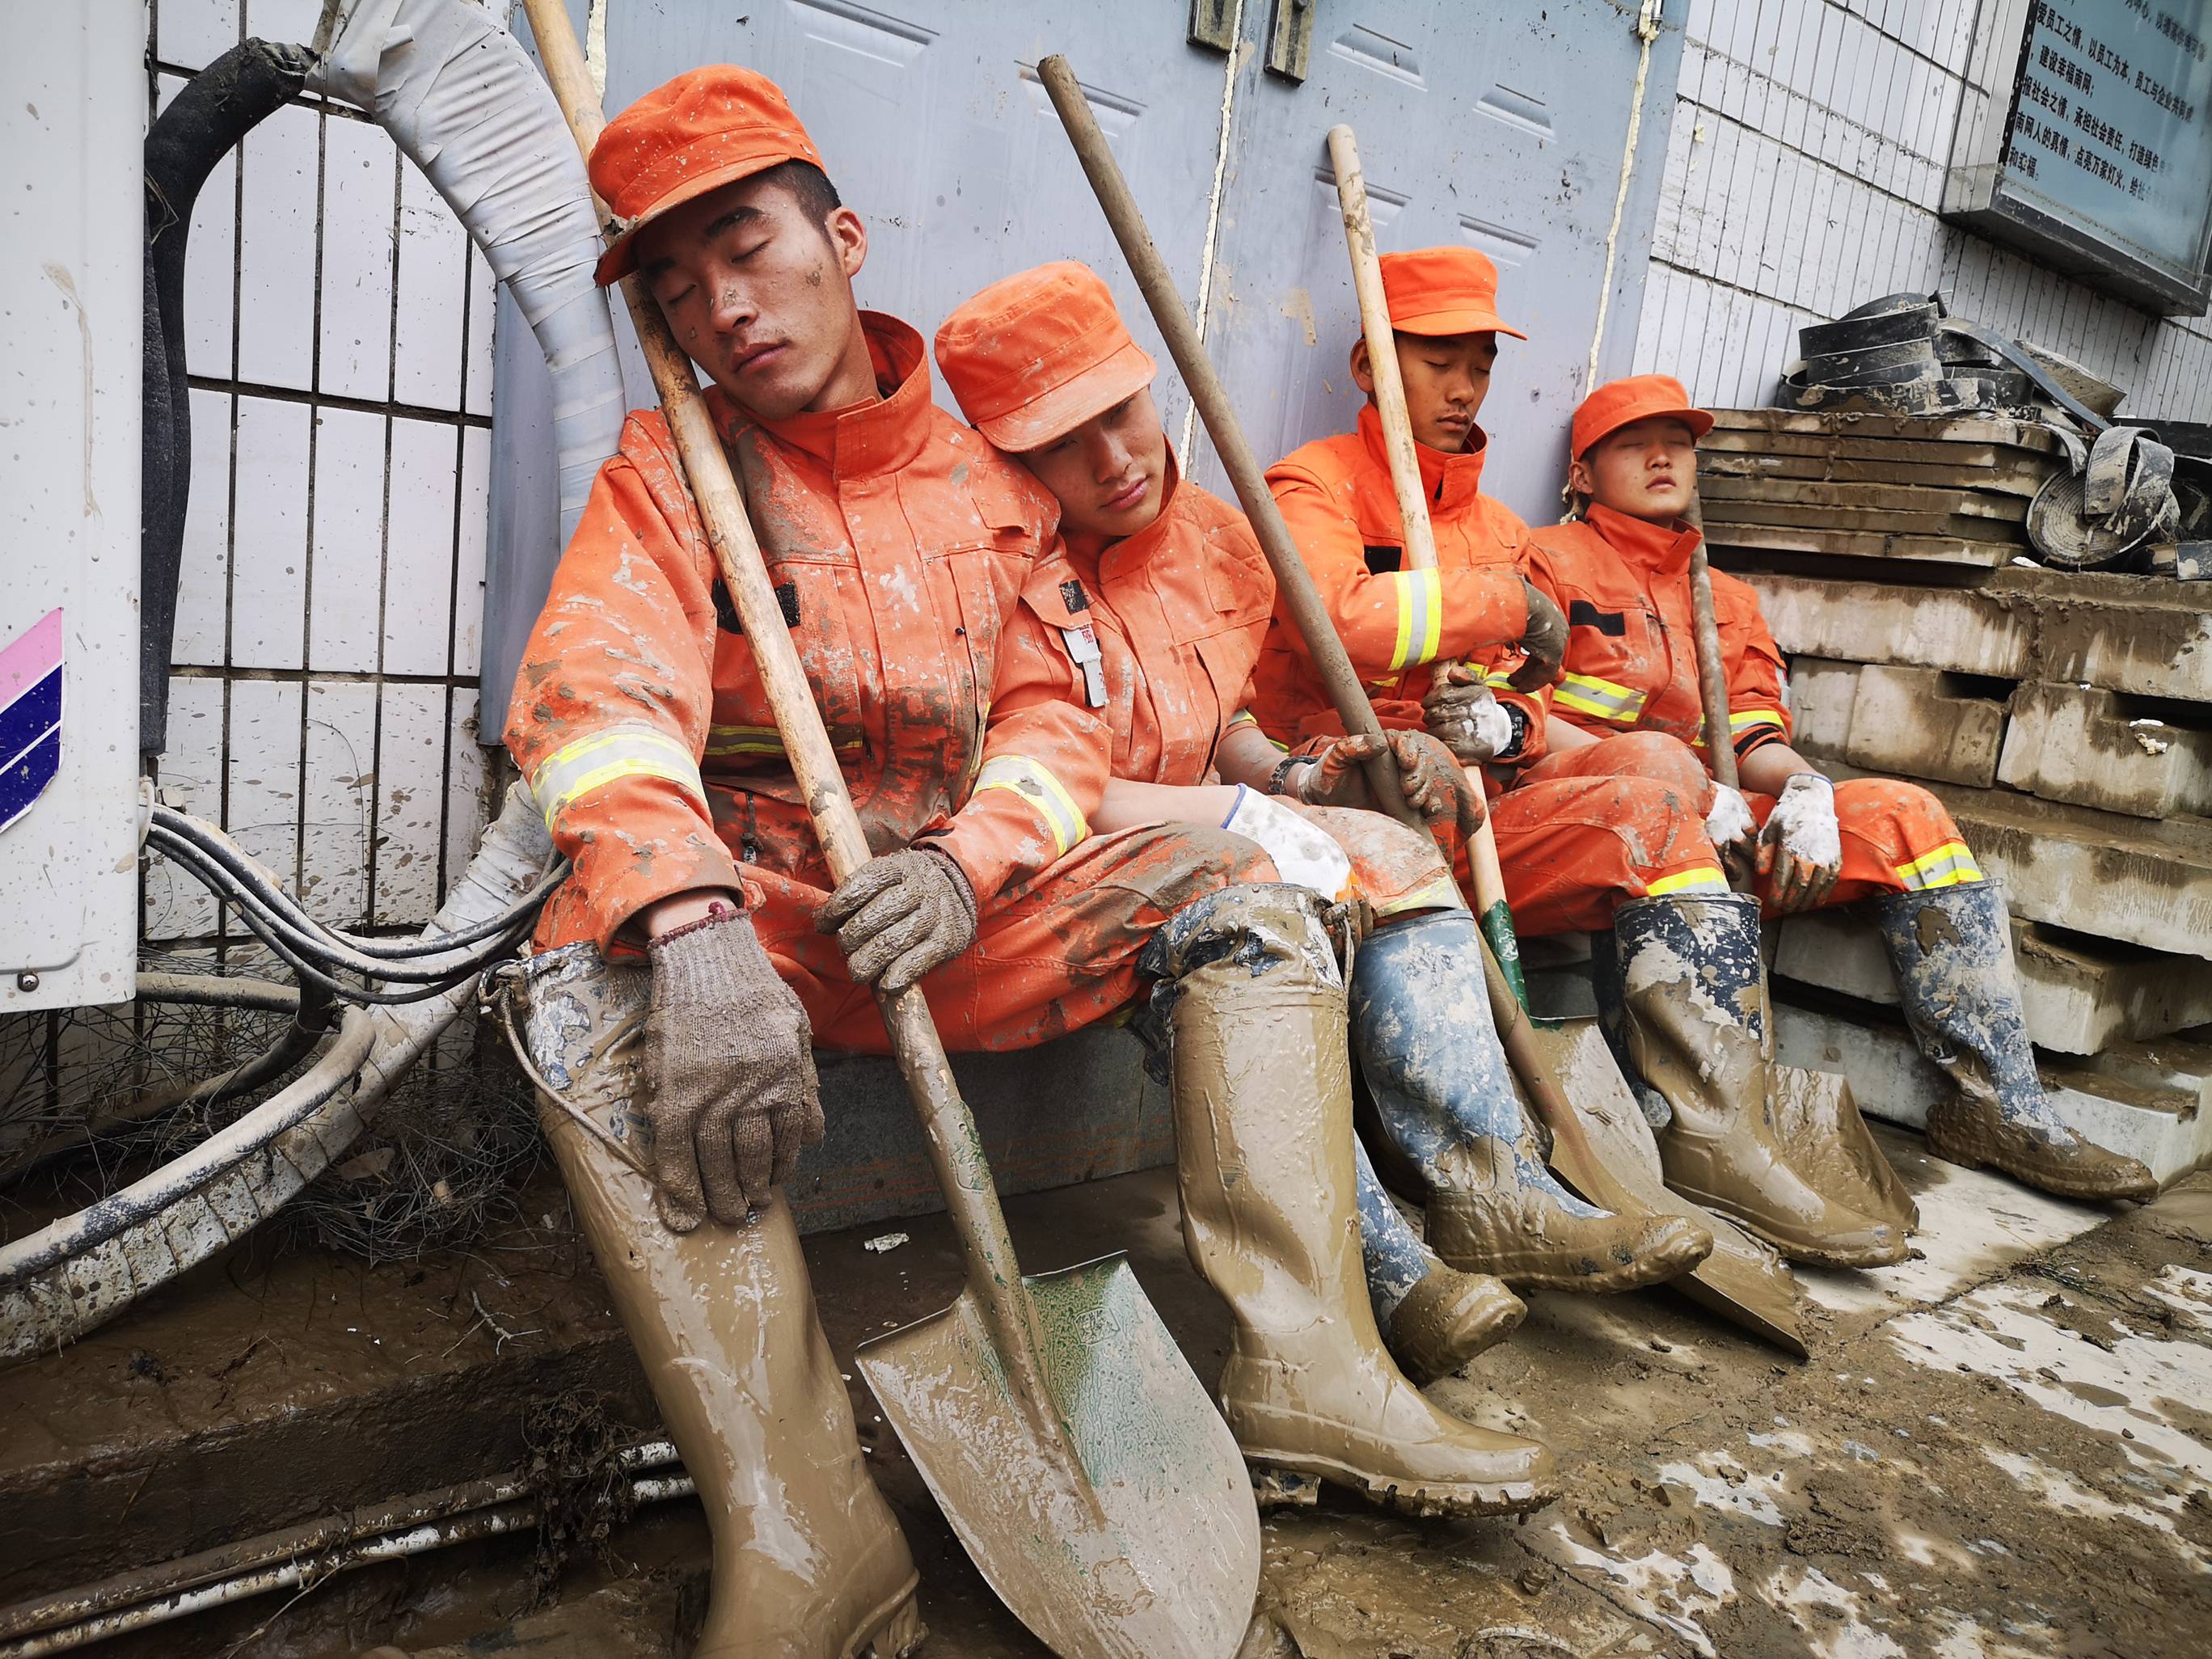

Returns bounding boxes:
[745,825,1274,1053]
[1298,803,1467,918]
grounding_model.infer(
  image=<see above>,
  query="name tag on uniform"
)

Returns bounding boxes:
[1060,624,1108,708]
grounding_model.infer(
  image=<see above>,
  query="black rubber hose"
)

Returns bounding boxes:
[141,40,312,760]
[180,979,340,1112]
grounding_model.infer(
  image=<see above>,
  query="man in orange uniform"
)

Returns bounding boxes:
[1255,249,1722,1291]
[1526,374,2155,1222]
[504,71,1296,1656]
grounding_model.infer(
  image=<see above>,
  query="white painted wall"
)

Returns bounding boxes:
[145,0,498,952]
[1630,0,2212,418]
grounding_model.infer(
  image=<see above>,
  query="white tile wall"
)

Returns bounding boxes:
[144,0,499,950]
[1636,0,2212,417]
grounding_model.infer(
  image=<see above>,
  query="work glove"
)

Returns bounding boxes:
[1421,665,1517,764]
[1290,728,1485,847]
[643,906,823,1232]
[818,846,978,992]
[1507,578,1568,692]
[1703,783,1758,889]
[1221,784,1355,901]
[1758,771,1842,913]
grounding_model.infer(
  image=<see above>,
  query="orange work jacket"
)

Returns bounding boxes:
[506,314,1107,952]
[1019,464,1275,784]
[1523,504,1790,767]
[1253,404,1547,761]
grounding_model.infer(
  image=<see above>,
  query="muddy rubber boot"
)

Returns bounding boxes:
[1600,893,1906,1269]
[514,946,924,1659]
[1144,884,1558,1518]
[1354,1138,1526,1382]
[1349,910,1712,1292]
[1870,880,2156,1201]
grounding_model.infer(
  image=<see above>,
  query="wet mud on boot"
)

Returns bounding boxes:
[1350,910,1712,1293]
[1355,1140,1526,1383]
[1143,884,1560,1520]
[1869,880,2156,1203]
[1599,894,1908,1270]
[514,946,924,1659]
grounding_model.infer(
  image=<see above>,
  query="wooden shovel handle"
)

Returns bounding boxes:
[520,0,1041,1358]
[1688,543,1741,792]
[1036,57,1410,821]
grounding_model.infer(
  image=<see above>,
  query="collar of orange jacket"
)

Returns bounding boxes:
[1355,403,1490,515]
[1061,452,1184,577]
[716,311,930,477]
[1587,501,1703,576]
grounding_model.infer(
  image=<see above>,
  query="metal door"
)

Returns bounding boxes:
[1202,0,1682,523]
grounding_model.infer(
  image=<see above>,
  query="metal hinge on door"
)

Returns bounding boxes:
[1267,0,1316,81]
[1187,0,1237,51]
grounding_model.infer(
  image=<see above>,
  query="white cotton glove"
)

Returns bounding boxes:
[1703,783,1758,889]
[1758,772,1842,913]
[1421,667,1517,764]
[1222,784,1355,903]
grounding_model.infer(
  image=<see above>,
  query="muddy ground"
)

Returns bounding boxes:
[6,1129,2210,1658]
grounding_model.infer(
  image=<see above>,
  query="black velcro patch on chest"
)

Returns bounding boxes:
[1362,544,1403,574]
[1060,579,1091,613]
[714,580,802,635]
[1568,600,1625,635]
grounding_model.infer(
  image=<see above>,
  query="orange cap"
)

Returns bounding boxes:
[587,66,825,287]
[935,262,1157,451]
[1378,247,1526,340]
[1570,374,1715,458]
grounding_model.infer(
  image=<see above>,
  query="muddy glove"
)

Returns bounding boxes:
[1703,783,1758,889]
[1291,728,1485,847]
[1507,578,1568,693]
[1421,665,1517,764]
[1757,771,1841,913]
[644,906,823,1232]
[818,846,978,992]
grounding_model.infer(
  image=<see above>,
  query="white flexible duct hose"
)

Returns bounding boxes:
[0,787,553,1361]
[308,0,623,544]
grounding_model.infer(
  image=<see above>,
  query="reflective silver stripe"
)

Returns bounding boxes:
[1553,672,1646,723]
[973,754,1088,859]
[532,724,707,830]
[1895,842,1984,891]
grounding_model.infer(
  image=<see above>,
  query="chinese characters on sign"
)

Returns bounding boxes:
[2002,0,2212,272]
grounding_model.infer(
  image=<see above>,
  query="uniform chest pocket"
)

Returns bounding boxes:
[707,559,869,766]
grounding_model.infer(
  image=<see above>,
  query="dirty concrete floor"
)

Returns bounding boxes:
[19,1131,2212,1658]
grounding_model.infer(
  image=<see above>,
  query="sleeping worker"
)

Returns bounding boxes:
[1249,247,1746,1278]
[1517,374,2156,1217]
[504,70,1568,1657]
[935,261,1711,1353]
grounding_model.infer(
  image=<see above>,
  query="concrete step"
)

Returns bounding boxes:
[1737,565,2212,703]
[1788,661,2008,788]
[1771,910,2212,1055]
[1998,681,2212,819]
[1771,993,2212,1186]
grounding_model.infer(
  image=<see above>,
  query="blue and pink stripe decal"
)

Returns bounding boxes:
[0,609,63,834]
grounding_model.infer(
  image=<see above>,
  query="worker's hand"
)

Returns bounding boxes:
[1294,728,1485,846]
[1703,783,1758,889]
[643,905,822,1231]
[1507,578,1568,693]
[818,846,978,991]
[1422,665,1516,764]
[1757,772,1841,913]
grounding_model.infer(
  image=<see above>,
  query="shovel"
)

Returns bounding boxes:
[1323,121,1809,1353]
[518,12,1259,1657]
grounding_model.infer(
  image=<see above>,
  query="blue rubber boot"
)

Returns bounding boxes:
[1870,880,2155,1201]
[1355,1138,1526,1382]
[1351,910,1712,1292]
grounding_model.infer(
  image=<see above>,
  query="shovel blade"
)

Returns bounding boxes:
[1522,1018,1810,1357]
[857,1253,1260,1659]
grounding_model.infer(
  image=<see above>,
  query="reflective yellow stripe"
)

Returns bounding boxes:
[1730,707,1785,731]
[1224,710,1260,732]
[1483,668,1517,690]
[1895,841,1984,891]
[1373,876,1467,918]
[1553,671,1646,724]
[1645,864,1729,897]
[1386,568,1445,671]
[704,723,863,758]
[973,754,1089,859]
[533,724,706,830]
